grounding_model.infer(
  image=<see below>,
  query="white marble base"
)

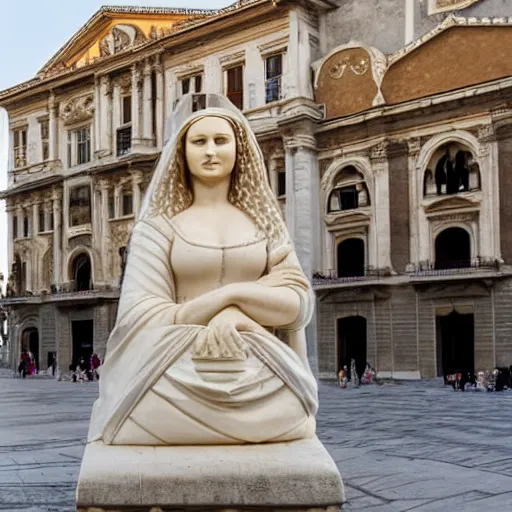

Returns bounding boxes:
[76,437,345,511]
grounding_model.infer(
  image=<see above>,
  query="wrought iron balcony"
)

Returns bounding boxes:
[312,267,393,286]
[407,258,501,277]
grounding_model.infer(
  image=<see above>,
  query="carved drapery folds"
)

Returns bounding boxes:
[60,95,94,125]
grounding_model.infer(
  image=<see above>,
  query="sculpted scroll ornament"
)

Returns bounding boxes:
[60,96,94,125]
[329,56,369,79]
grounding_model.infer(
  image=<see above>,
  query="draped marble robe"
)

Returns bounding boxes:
[87,95,318,446]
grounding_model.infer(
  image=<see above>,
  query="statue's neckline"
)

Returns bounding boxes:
[169,220,266,250]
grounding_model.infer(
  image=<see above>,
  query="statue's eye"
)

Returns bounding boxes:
[192,138,206,145]
[215,137,228,145]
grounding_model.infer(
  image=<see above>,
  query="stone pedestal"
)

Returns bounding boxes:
[76,436,345,511]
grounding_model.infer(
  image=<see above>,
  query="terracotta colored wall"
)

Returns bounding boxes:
[383,27,512,105]
[315,48,378,119]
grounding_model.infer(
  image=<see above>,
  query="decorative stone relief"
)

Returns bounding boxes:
[99,24,147,57]
[69,235,92,250]
[428,0,482,15]
[110,220,132,247]
[60,95,94,125]
[477,124,496,143]
[369,140,388,165]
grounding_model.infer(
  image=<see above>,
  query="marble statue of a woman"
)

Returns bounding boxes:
[88,93,318,446]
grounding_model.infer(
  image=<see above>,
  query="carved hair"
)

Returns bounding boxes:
[147,114,289,247]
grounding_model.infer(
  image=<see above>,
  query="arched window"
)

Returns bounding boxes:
[424,144,480,197]
[337,238,365,277]
[435,227,471,270]
[328,166,370,213]
[71,253,92,291]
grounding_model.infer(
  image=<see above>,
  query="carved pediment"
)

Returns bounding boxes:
[425,195,477,214]
[60,95,94,125]
[40,7,209,76]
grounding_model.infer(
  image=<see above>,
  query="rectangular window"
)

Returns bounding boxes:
[49,211,54,231]
[265,54,282,103]
[12,216,17,239]
[180,73,203,96]
[77,127,91,165]
[226,65,244,110]
[23,215,29,238]
[39,210,45,233]
[122,187,133,216]
[116,126,132,156]
[13,128,27,168]
[181,77,190,95]
[122,95,132,125]
[40,119,49,161]
[68,127,91,167]
[69,185,91,226]
[277,170,286,197]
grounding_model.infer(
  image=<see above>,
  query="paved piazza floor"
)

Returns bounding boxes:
[0,376,512,511]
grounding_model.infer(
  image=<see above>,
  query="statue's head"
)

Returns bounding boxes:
[183,115,237,191]
[141,93,289,247]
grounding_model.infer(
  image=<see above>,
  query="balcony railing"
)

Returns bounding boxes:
[116,126,132,156]
[407,258,501,277]
[312,267,393,286]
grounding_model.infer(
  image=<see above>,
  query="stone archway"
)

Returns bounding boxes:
[20,327,39,375]
[71,253,92,291]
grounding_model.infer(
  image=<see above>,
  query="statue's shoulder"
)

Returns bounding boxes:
[134,215,175,243]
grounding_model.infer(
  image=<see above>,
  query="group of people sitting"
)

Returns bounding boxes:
[337,360,376,388]
[71,353,102,382]
[445,366,512,391]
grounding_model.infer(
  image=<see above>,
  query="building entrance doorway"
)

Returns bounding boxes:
[72,320,93,370]
[337,316,367,380]
[437,311,474,377]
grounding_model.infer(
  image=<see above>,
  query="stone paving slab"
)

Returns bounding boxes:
[1,377,512,511]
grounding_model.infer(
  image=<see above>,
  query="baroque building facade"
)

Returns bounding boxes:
[1,0,512,380]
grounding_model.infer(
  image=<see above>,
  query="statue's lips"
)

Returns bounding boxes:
[202,162,221,169]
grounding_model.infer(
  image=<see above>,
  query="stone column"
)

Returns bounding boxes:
[283,133,321,278]
[32,201,40,236]
[281,123,321,375]
[99,180,111,285]
[16,205,23,240]
[142,58,154,145]
[131,63,141,145]
[407,138,421,266]
[268,157,278,196]
[478,124,498,260]
[52,190,62,289]
[100,75,112,155]
[369,141,392,271]
[5,203,14,271]
[48,92,57,161]
[131,171,143,218]
[114,185,121,218]
[94,77,101,154]
[155,54,164,148]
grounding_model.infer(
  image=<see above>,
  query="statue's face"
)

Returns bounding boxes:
[185,116,236,183]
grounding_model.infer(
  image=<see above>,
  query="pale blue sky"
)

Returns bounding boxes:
[0,1,232,291]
